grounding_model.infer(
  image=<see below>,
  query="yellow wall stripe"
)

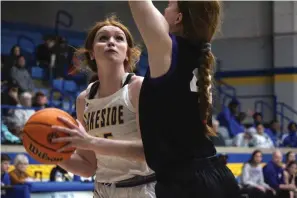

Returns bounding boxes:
[8,163,266,180]
[221,74,297,85]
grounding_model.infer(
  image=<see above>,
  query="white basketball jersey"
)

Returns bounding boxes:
[83,73,153,183]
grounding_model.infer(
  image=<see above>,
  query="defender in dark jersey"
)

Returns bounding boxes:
[129,1,240,197]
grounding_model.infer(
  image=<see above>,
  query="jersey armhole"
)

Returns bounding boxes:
[125,86,136,113]
[123,75,136,113]
[146,33,178,83]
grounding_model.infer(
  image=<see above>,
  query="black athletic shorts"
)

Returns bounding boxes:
[155,156,240,198]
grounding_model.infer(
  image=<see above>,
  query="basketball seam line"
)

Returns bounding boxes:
[24,130,74,154]
[25,122,52,127]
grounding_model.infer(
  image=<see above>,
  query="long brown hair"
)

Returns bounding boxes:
[76,15,141,75]
[177,1,221,136]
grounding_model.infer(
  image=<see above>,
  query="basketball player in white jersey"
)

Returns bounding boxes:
[51,16,156,198]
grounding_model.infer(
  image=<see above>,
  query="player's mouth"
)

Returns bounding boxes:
[105,48,117,54]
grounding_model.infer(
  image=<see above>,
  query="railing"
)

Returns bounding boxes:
[217,79,296,130]
[277,102,297,132]
[254,96,277,120]
[254,100,295,132]
[55,10,73,36]
[216,80,237,111]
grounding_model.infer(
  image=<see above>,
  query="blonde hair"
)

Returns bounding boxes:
[14,154,29,166]
[20,92,32,100]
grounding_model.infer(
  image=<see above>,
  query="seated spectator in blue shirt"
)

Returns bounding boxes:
[265,120,282,147]
[263,150,295,198]
[282,122,297,148]
[217,98,244,137]
[1,154,11,186]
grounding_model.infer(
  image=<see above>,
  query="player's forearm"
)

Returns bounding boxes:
[128,0,169,50]
[58,153,95,178]
[88,137,145,162]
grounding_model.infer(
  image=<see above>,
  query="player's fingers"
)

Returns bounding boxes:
[56,143,74,152]
[76,119,85,129]
[51,125,77,135]
[57,116,78,129]
[51,136,74,143]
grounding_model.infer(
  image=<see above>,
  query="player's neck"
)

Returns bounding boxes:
[97,67,126,98]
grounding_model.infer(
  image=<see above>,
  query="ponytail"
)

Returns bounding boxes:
[198,50,216,136]
[176,1,221,137]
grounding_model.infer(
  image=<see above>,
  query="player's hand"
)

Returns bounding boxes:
[51,116,93,151]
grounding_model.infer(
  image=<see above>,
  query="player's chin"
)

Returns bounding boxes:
[106,56,126,65]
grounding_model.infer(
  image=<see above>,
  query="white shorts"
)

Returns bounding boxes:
[93,182,156,198]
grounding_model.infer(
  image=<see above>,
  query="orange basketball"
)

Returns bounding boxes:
[23,108,76,164]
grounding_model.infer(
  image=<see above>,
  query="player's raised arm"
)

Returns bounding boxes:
[128,1,172,78]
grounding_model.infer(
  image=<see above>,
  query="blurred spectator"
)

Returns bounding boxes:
[247,112,264,132]
[53,36,69,79]
[1,122,21,144]
[32,91,48,110]
[1,57,7,84]
[2,45,21,83]
[284,161,297,198]
[217,98,245,137]
[36,35,57,80]
[285,151,296,168]
[12,92,35,128]
[236,112,247,124]
[4,115,23,140]
[1,83,19,116]
[8,45,21,66]
[209,119,225,146]
[251,123,274,149]
[36,35,56,68]
[253,112,263,123]
[233,128,254,147]
[240,150,275,198]
[49,165,71,182]
[9,154,34,184]
[263,150,294,198]
[265,120,282,147]
[1,154,11,186]
[282,122,297,148]
[10,55,34,93]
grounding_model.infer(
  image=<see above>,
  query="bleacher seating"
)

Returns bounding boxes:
[63,80,78,93]
[31,67,44,79]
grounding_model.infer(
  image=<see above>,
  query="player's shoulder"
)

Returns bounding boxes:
[130,75,143,88]
[76,90,87,105]
[128,75,143,94]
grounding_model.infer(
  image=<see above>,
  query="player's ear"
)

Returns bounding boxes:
[174,12,183,25]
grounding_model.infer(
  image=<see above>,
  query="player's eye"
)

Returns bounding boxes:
[99,36,108,41]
